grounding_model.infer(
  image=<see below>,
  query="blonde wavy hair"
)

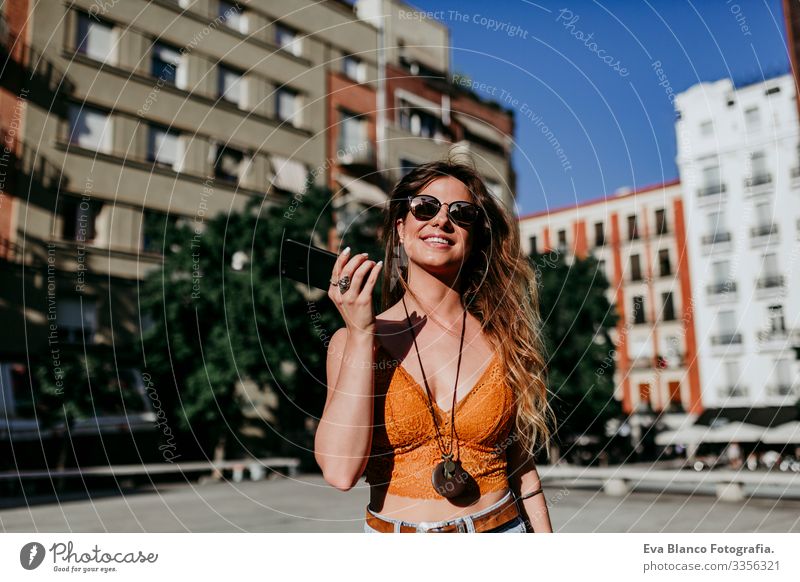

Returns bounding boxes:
[379,158,556,461]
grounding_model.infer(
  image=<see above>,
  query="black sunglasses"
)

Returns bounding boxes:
[404,194,484,228]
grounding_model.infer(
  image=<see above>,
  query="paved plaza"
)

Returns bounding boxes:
[1,474,799,533]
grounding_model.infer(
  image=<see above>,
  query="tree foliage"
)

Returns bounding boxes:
[531,250,620,447]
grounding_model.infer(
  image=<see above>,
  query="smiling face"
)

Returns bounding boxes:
[396,176,476,276]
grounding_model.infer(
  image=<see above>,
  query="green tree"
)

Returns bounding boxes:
[531,250,620,457]
[138,180,382,470]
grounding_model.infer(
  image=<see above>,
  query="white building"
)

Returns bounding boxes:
[675,73,800,411]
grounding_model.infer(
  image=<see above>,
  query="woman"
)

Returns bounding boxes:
[314,160,556,533]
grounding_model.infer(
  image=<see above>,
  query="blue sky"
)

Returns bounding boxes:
[409,0,790,215]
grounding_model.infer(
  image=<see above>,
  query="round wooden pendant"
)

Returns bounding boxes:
[431,459,469,498]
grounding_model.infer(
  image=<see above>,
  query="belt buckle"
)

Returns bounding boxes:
[416,520,467,533]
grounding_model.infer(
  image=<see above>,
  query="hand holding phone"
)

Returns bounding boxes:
[327,246,383,335]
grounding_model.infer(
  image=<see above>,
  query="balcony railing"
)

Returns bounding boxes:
[706,281,737,295]
[718,385,747,398]
[766,384,798,397]
[698,183,726,197]
[750,223,778,238]
[744,173,772,188]
[337,140,376,168]
[701,231,732,245]
[756,274,785,289]
[710,333,742,345]
[756,327,791,342]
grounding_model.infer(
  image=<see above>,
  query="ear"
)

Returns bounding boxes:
[396,217,405,244]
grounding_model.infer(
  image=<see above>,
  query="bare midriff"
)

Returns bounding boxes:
[368,486,510,522]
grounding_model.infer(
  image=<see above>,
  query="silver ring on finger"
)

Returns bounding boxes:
[338,275,351,293]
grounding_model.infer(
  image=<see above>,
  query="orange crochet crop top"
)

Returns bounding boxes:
[364,342,516,499]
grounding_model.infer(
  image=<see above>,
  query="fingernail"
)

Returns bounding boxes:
[376,261,383,267]
[343,247,350,255]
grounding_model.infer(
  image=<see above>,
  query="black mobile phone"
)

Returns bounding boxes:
[280,238,340,291]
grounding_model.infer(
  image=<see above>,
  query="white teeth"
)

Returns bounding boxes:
[424,237,449,245]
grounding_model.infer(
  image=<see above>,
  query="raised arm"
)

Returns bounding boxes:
[313,248,383,491]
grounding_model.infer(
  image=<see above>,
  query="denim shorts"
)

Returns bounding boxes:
[364,490,527,533]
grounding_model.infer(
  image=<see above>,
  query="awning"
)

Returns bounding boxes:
[655,425,708,446]
[270,155,307,194]
[761,421,800,444]
[453,112,509,147]
[699,421,765,444]
[334,174,388,208]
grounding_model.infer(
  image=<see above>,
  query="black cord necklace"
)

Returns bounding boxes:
[401,295,472,498]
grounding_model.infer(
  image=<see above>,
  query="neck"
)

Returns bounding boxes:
[403,262,464,322]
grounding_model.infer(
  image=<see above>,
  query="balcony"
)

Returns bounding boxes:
[705,280,737,300]
[717,385,748,398]
[337,140,376,170]
[756,274,784,289]
[710,333,742,346]
[744,173,773,195]
[757,328,799,352]
[750,223,778,247]
[791,165,800,189]
[766,384,799,398]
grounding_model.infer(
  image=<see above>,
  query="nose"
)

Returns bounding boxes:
[430,202,452,226]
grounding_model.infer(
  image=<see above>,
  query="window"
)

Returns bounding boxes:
[632,295,646,324]
[744,106,760,130]
[338,109,367,151]
[723,360,743,396]
[746,151,770,186]
[142,209,178,254]
[147,125,182,171]
[529,235,538,256]
[658,249,671,277]
[755,201,772,227]
[594,222,605,246]
[275,23,301,56]
[276,87,300,126]
[712,260,730,284]
[68,103,112,153]
[700,120,713,135]
[705,210,728,243]
[718,310,737,334]
[75,12,116,64]
[662,291,675,321]
[627,214,639,240]
[772,359,793,393]
[212,143,245,183]
[343,55,366,83]
[151,41,185,88]
[57,297,97,344]
[61,196,103,243]
[219,0,248,34]
[630,254,642,281]
[700,165,724,196]
[767,305,785,333]
[655,208,667,234]
[218,64,246,107]
[398,98,441,138]
[557,229,567,251]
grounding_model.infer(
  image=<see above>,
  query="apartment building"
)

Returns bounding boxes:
[675,73,800,411]
[519,181,701,428]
